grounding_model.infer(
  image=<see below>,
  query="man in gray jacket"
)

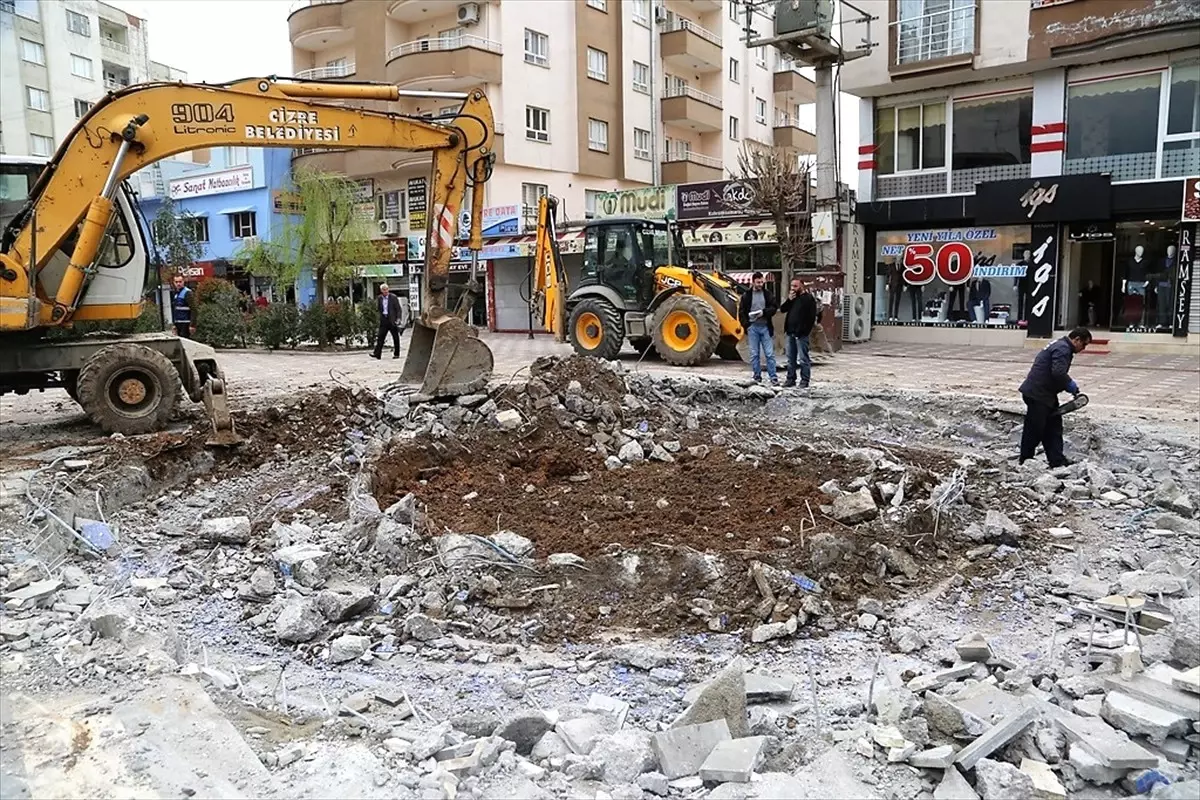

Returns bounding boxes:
[1018,327,1091,466]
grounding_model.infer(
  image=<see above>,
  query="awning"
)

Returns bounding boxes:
[217,206,255,215]
[478,228,588,258]
[177,212,209,218]
[682,220,777,247]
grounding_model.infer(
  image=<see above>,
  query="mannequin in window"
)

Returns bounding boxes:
[1156,244,1176,329]
[907,281,922,323]
[948,281,966,318]
[1124,244,1149,327]
[886,261,903,320]
[1015,249,1032,321]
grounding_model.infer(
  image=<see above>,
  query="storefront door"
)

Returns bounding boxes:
[1064,239,1113,328]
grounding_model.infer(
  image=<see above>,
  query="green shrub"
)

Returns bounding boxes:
[194,280,248,348]
[299,301,330,348]
[45,299,164,341]
[357,300,380,343]
[253,302,300,350]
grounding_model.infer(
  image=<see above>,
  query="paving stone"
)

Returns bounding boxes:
[1054,712,1157,769]
[1104,672,1200,719]
[650,718,731,780]
[1066,743,1126,785]
[954,706,1038,770]
[1101,691,1191,744]
[908,744,956,768]
[744,673,795,703]
[698,736,766,784]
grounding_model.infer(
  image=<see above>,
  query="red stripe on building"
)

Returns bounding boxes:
[1031,122,1066,135]
[858,159,877,170]
[858,144,879,155]
[1030,140,1065,153]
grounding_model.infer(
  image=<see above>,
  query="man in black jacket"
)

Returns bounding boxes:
[1018,327,1091,466]
[371,283,405,360]
[738,272,778,385]
[779,277,817,388]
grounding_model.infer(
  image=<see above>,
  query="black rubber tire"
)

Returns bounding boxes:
[76,343,180,435]
[652,294,720,366]
[716,339,742,361]
[630,337,656,358]
[568,299,624,361]
[62,369,81,403]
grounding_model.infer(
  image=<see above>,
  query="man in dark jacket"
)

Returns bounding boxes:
[779,277,817,388]
[1018,327,1092,466]
[738,272,778,385]
[371,283,404,360]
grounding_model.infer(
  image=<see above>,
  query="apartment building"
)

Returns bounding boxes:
[840,0,1200,352]
[0,0,186,157]
[287,0,817,328]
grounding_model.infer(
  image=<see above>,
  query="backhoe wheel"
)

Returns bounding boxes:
[76,343,179,436]
[652,294,720,366]
[62,369,81,403]
[716,339,742,361]
[568,299,623,361]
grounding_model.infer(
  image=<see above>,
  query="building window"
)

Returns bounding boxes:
[875,102,946,174]
[230,211,257,239]
[757,48,768,68]
[634,128,651,160]
[524,28,548,67]
[755,98,767,124]
[183,216,210,243]
[525,106,550,142]
[30,134,53,157]
[65,9,90,37]
[20,39,45,65]
[730,0,740,22]
[587,47,608,82]
[632,61,649,94]
[521,182,548,226]
[225,146,249,165]
[74,98,93,118]
[586,0,607,11]
[895,0,975,65]
[588,118,609,152]
[585,189,603,218]
[25,86,49,112]
[1066,73,1161,182]
[1165,62,1200,178]
[952,92,1031,169]
[632,0,649,26]
[11,0,40,21]
[729,116,740,141]
[729,58,739,83]
[71,54,93,80]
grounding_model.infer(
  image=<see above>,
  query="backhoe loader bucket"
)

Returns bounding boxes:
[401,317,494,397]
[203,378,245,447]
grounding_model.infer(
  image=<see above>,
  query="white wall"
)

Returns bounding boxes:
[621,0,655,185]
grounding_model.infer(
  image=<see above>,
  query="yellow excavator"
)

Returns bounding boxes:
[0,76,497,443]
[531,195,745,365]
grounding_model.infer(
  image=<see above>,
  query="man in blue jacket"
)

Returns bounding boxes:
[1018,327,1092,467]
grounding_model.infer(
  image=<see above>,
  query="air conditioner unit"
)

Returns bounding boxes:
[457,2,480,25]
[842,292,872,343]
[654,6,667,23]
[379,218,400,236]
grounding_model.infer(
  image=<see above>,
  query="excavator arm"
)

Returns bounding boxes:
[0,76,496,396]
[530,194,569,342]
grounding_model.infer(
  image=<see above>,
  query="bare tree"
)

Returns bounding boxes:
[737,142,817,283]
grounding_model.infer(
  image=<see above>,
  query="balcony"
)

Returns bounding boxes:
[387,0,463,23]
[686,0,723,10]
[661,85,722,133]
[296,63,356,80]
[104,78,129,92]
[772,119,816,153]
[660,18,722,73]
[386,35,502,90]
[661,152,723,184]
[891,2,976,72]
[773,69,816,104]
[288,0,353,52]
[101,37,129,56]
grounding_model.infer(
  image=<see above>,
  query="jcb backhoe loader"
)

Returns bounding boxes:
[531,195,745,365]
[0,76,497,442]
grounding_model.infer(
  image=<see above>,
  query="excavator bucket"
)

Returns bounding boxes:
[202,378,245,447]
[401,316,494,397]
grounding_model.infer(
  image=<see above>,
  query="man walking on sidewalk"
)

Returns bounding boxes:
[738,272,778,385]
[1018,327,1091,467]
[371,283,404,360]
[779,277,817,388]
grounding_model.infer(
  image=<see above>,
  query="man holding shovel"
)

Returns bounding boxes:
[1018,327,1092,467]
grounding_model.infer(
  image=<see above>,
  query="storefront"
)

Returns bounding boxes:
[403,234,489,327]
[857,173,1198,345]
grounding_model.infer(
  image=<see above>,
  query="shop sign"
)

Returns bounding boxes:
[382,190,402,220]
[1068,222,1114,241]
[272,190,304,214]
[681,224,775,247]
[1025,222,1059,338]
[408,274,421,314]
[372,237,406,264]
[597,186,675,220]
[676,180,763,220]
[1183,177,1200,223]
[879,228,1029,285]
[458,205,523,239]
[480,242,524,259]
[352,178,375,205]
[161,262,214,282]
[974,174,1111,226]
[1173,223,1194,338]
[169,166,253,200]
[407,178,428,230]
[407,235,425,263]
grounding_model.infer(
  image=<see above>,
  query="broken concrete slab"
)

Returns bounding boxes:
[671,659,748,738]
[974,758,1033,800]
[907,664,978,693]
[587,694,630,729]
[651,718,731,780]
[924,690,990,739]
[1066,743,1125,785]
[908,744,956,769]
[2,579,61,608]
[1103,674,1200,720]
[954,706,1039,770]
[1173,666,1200,695]
[1100,691,1191,744]
[1053,710,1158,768]
[557,712,618,755]
[1066,576,1112,601]
[199,516,251,544]
[744,673,795,703]
[698,736,766,784]
[955,632,993,663]
[933,766,979,800]
[1019,758,1065,800]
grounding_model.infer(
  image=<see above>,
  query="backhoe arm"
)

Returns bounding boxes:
[531,195,568,342]
[0,77,494,328]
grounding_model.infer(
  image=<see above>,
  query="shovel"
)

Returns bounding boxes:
[401,314,494,397]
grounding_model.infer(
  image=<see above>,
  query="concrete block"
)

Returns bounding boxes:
[955,632,993,663]
[1173,666,1200,696]
[587,693,631,729]
[1101,690,1191,744]
[651,718,731,779]
[1067,744,1125,785]
[908,744,956,768]
[954,706,1039,770]
[1147,737,1190,764]
[744,673,795,703]
[933,766,979,800]
[1019,758,1065,800]
[557,712,618,755]
[1104,674,1200,719]
[698,736,766,784]
[671,659,748,738]
[974,758,1034,800]
[908,664,978,693]
[1053,709,1158,768]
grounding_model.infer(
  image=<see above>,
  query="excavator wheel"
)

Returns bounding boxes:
[76,343,179,436]
[716,339,743,361]
[652,294,720,367]
[62,369,81,404]
[568,299,623,361]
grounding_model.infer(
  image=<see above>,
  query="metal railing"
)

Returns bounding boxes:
[773,113,810,130]
[388,35,502,61]
[893,2,976,65]
[663,84,721,107]
[663,151,722,169]
[104,78,128,92]
[296,63,355,79]
[661,17,722,47]
[288,0,342,13]
[101,38,129,54]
